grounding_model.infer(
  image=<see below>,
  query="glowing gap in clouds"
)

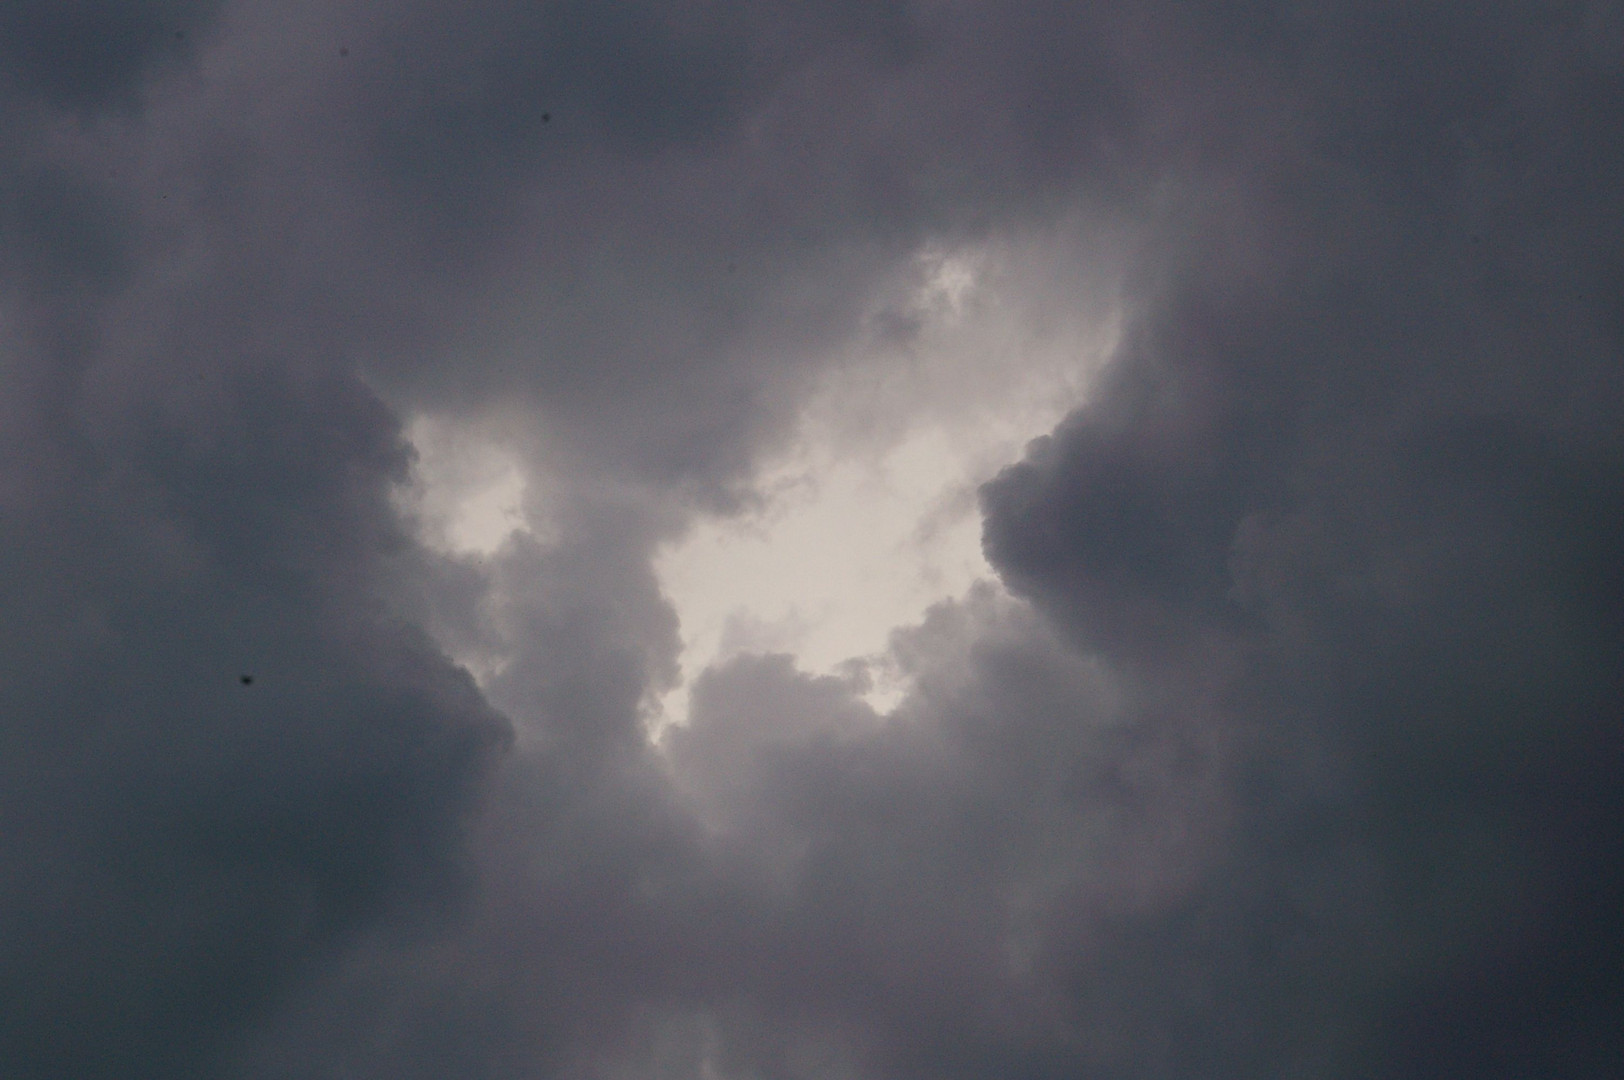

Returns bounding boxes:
[392,413,531,686]
[655,425,991,719]
[397,413,528,558]
[653,241,1118,728]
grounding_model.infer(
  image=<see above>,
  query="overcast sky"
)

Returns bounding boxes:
[3,2,1622,1078]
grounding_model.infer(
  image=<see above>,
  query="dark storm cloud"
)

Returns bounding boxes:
[1,8,508,1078]
[311,0,1133,492]
[0,162,134,292]
[0,345,510,1078]
[979,3,1624,1074]
[3,2,1621,1080]
[0,0,222,112]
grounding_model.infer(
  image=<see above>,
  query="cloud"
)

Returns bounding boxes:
[0,350,510,1078]
[2,2,1621,1079]
[977,5,1624,1073]
[0,1,223,113]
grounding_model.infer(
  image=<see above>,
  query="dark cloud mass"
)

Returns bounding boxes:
[1,2,1620,1079]
[0,1,224,112]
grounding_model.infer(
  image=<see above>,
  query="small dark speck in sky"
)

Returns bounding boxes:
[175,30,186,41]
[340,46,350,57]
[240,674,254,686]
[541,112,551,123]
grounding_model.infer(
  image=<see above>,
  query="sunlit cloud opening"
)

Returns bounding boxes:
[653,237,1120,732]
[397,413,530,559]
[655,424,990,722]
[393,413,536,687]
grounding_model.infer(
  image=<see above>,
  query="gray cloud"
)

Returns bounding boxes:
[0,1,222,113]
[981,4,1624,1073]
[2,2,1620,1079]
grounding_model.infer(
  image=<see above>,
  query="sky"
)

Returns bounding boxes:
[1,3,1621,1079]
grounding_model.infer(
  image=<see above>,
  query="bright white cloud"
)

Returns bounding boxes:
[397,412,529,558]
[652,236,1119,728]
[390,233,1119,726]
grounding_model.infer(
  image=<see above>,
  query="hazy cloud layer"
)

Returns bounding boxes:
[2,3,1620,1079]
